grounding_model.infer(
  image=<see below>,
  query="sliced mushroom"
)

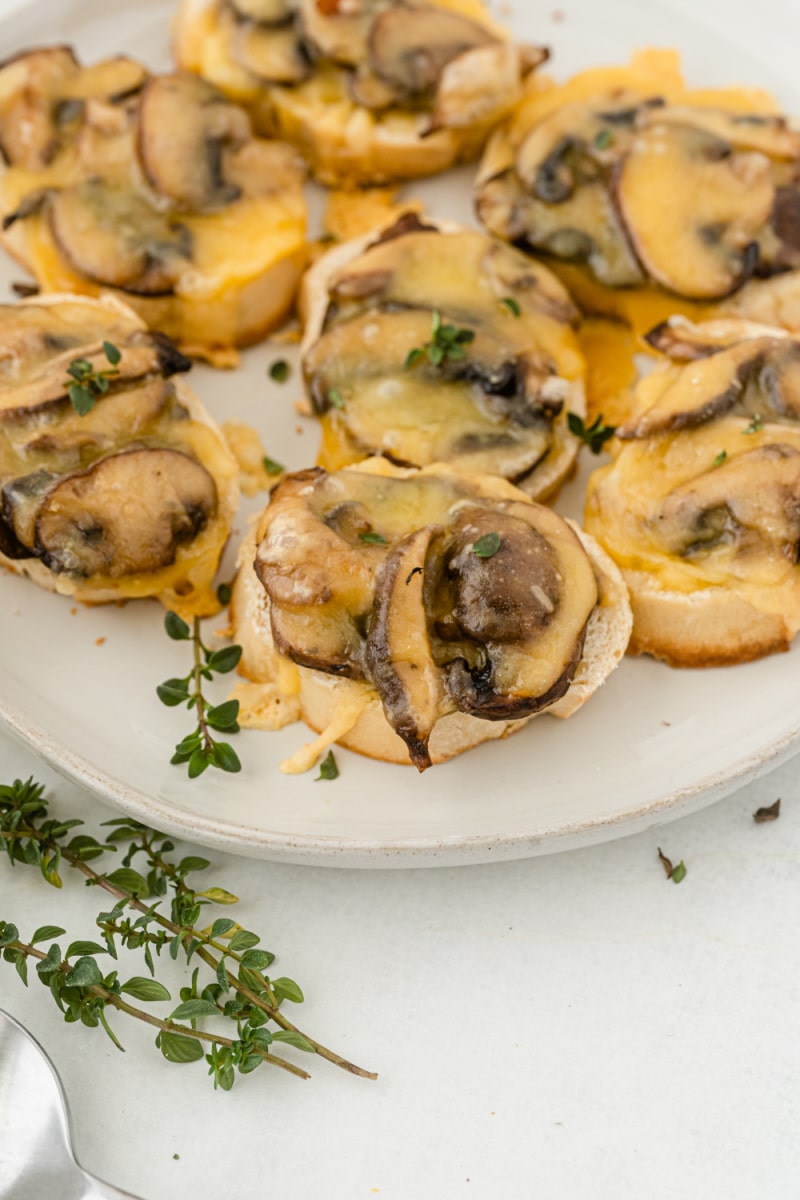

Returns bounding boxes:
[136,74,251,211]
[64,56,147,102]
[615,121,774,298]
[2,468,58,552]
[426,42,546,135]
[297,0,376,67]
[364,525,445,769]
[621,335,800,438]
[0,46,79,168]
[347,67,404,111]
[368,3,496,97]
[655,443,800,560]
[31,447,217,579]
[514,98,641,198]
[231,22,311,84]
[644,316,770,360]
[636,104,800,161]
[769,185,800,272]
[48,181,193,295]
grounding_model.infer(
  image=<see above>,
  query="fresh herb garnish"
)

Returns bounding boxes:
[567,412,617,454]
[713,450,727,468]
[327,387,345,409]
[216,582,232,607]
[472,532,501,559]
[262,456,285,476]
[268,359,291,384]
[657,847,687,883]
[0,777,375,1086]
[744,415,764,435]
[500,297,521,318]
[404,309,475,370]
[594,128,614,150]
[753,798,781,823]
[359,531,386,544]
[316,751,339,781]
[64,341,121,415]
[157,613,243,779]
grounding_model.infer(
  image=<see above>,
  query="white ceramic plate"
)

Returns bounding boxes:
[2,0,800,867]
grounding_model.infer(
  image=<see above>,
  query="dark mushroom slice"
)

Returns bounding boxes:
[48,181,193,295]
[433,503,597,719]
[136,74,251,212]
[297,0,376,67]
[615,121,774,298]
[644,317,755,360]
[364,524,445,770]
[768,185,800,272]
[514,97,642,198]
[31,447,217,579]
[304,308,559,478]
[231,22,311,84]
[367,3,497,97]
[620,335,800,438]
[2,468,59,553]
[654,443,800,560]
[0,46,79,169]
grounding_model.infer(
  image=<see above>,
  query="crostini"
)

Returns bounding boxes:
[584,316,800,665]
[174,0,547,186]
[0,50,307,363]
[0,294,238,614]
[300,213,586,503]
[231,457,631,770]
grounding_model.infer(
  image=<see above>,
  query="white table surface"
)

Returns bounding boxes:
[2,0,800,1195]
[2,722,800,1200]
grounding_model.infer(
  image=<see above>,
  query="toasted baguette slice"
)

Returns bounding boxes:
[174,0,546,187]
[300,214,586,504]
[0,293,238,615]
[231,458,631,769]
[0,52,306,364]
[585,315,800,666]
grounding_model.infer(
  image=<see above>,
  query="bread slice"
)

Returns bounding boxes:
[300,214,586,503]
[0,293,239,616]
[231,459,632,768]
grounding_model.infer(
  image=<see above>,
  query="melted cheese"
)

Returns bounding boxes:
[279,684,372,774]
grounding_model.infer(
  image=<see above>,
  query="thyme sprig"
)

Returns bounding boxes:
[567,411,617,454]
[64,341,121,416]
[157,613,242,778]
[0,777,376,1087]
[405,309,475,370]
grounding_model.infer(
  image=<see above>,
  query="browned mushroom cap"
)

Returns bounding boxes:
[25,447,217,579]
[644,316,763,360]
[364,524,445,769]
[297,0,376,67]
[136,74,251,212]
[367,3,496,96]
[620,335,800,438]
[48,181,193,295]
[615,121,774,298]
[0,46,79,168]
[231,22,311,84]
[433,503,597,721]
[655,443,800,560]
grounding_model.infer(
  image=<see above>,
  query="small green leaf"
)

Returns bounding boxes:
[188,747,211,779]
[472,532,501,559]
[15,955,28,986]
[404,347,424,370]
[271,1030,316,1052]
[567,411,617,454]
[106,867,149,898]
[68,383,96,416]
[31,925,66,945]
[594,127,614,150]
[164,611,191,641]
[262,455,285,476]
[327,387,345,409]
[216,582,232,606]
[66,941,106,958]
[202,888,240,906]
[121,977,172,1002]
[239,949,273,971]
[205,701,239,730]
[158,1031,204,1063]
[229,930,259,953]
[268,358,291,384]
[744,415,764,435]
[316,750,339,782]
[170,999,220,1020]
[157,682,191,707]
[206,646,242,675]
[358,531,386,544]
[500,296,521,317]
[0,923,19,948]
[210,918,236,938]
[178,856,211,875]
[671,861,687,884]
[213,743,242,774]
[65,956,104,988]
[102,340,122,366]
[35,943,61,975]
[272,976,304,1004]
[713,450,727,468]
